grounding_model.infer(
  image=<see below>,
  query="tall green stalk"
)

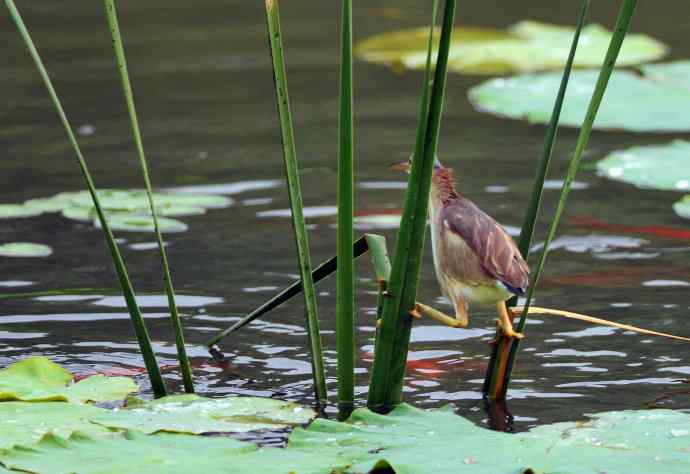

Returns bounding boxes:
[5,0,167,397]
[336,0,355,420]
[103,0,194,394]
[483,0,590,400]
[495,0,638,399]
[367,0,451,411]
[264,0,327,406]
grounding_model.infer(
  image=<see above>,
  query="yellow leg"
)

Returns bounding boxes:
[496,302,523,339]
[410,302,468,328]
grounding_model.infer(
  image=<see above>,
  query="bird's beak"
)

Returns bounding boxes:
[389,160,411,173]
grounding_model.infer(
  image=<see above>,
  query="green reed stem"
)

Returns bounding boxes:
[367,0,451,411]
[336,0,355,420]
[498,0,637,399]
[5,0,167,397]
[264,0,327,406]
[103,0,194,394]
[483,0,590,400]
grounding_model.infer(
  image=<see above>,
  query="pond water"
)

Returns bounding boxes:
[2,1,690,433]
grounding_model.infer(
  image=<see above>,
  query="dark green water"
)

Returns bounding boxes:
[2,1,690,430]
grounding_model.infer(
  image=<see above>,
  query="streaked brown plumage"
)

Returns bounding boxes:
[393,159,529,338]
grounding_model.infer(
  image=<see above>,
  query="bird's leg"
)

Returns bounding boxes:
[410,302,468,328]
[496,302,524,339]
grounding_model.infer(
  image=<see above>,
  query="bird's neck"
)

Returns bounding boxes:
[430,168,459,208]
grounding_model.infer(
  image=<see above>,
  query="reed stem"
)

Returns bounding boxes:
[103,0,194,394]
[5,0,167,397]
[483,0,590,400]
[367,0,452,411]
[264,0,327,406]
[336,0,355,420]
[492,0,638,399]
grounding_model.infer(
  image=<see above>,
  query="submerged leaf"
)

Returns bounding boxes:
[0,243,52,258]
[93,394,316,434]
[470,61,690,132]
[0,357,137,403]
[597,140,690,190]
[356,21,666,75]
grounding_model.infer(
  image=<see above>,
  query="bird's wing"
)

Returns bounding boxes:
[440,198,529,294]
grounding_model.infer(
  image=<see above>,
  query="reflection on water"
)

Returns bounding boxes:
[2,0,690,433]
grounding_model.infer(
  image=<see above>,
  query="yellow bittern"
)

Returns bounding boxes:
[392,157,527,339]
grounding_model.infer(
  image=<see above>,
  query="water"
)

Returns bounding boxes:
[2,1,690,432]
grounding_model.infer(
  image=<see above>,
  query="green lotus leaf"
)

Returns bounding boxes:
[0,402,113,450]
[0,204,43,219]
[355,21,667,75]
[597,140,690,191]
[0,431,349,474]
[61,206,95,222]
[95,214,189,233]
[68,189,231,212]
[673,195,690,219]
[93,394,316,434]
[469,61,690,132]
[0,357,137,403]
[0,243,52,258]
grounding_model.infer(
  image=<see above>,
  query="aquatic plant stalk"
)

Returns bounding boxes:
[4,0,167,397]
[490,0,638,400]
[103,0,194,394]
[336,0,355,420]
[367,0,451,411]
[483,0,590,400]
[204,236,370,351]
[264,0,327,405]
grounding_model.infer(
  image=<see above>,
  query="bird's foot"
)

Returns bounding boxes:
[493,318,524,341]
[409,303,423,319]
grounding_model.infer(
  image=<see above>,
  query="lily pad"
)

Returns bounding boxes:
[95,214,189,233]
[0,402,112,450]
[0,243,52,258]
[290,404,690,473]
[93,394,316,434]
[673,196,690,219]
[469,61,690,132]
[356,21,667,75]
[0,204,43,219]
[597,140,690,191]
[0,357,137,403]
[0,431,348,474]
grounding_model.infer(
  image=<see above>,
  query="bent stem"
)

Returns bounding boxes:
[483,0,590,400]
[5,0,166,397]
[103,0,194,394]
[264,0,327,406]
[491,0,638,400]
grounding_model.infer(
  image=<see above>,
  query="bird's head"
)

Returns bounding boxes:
[389,155,444,174]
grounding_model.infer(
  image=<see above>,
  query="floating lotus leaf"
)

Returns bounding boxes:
[95,214,188,233]
[673,196,690,219]
[93,394,316,434]
[0,204,43,219]
[0,243,52,258]
[355,21,667,75]
[469,61,690,132]
[0,357,137,403]
[0,431,348,474]
[0,189,232,234]
[597,140,690,190]
[290,404,690,473]
[0,402,112,450]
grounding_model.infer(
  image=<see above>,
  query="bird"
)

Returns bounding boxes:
[391,157,528,339]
